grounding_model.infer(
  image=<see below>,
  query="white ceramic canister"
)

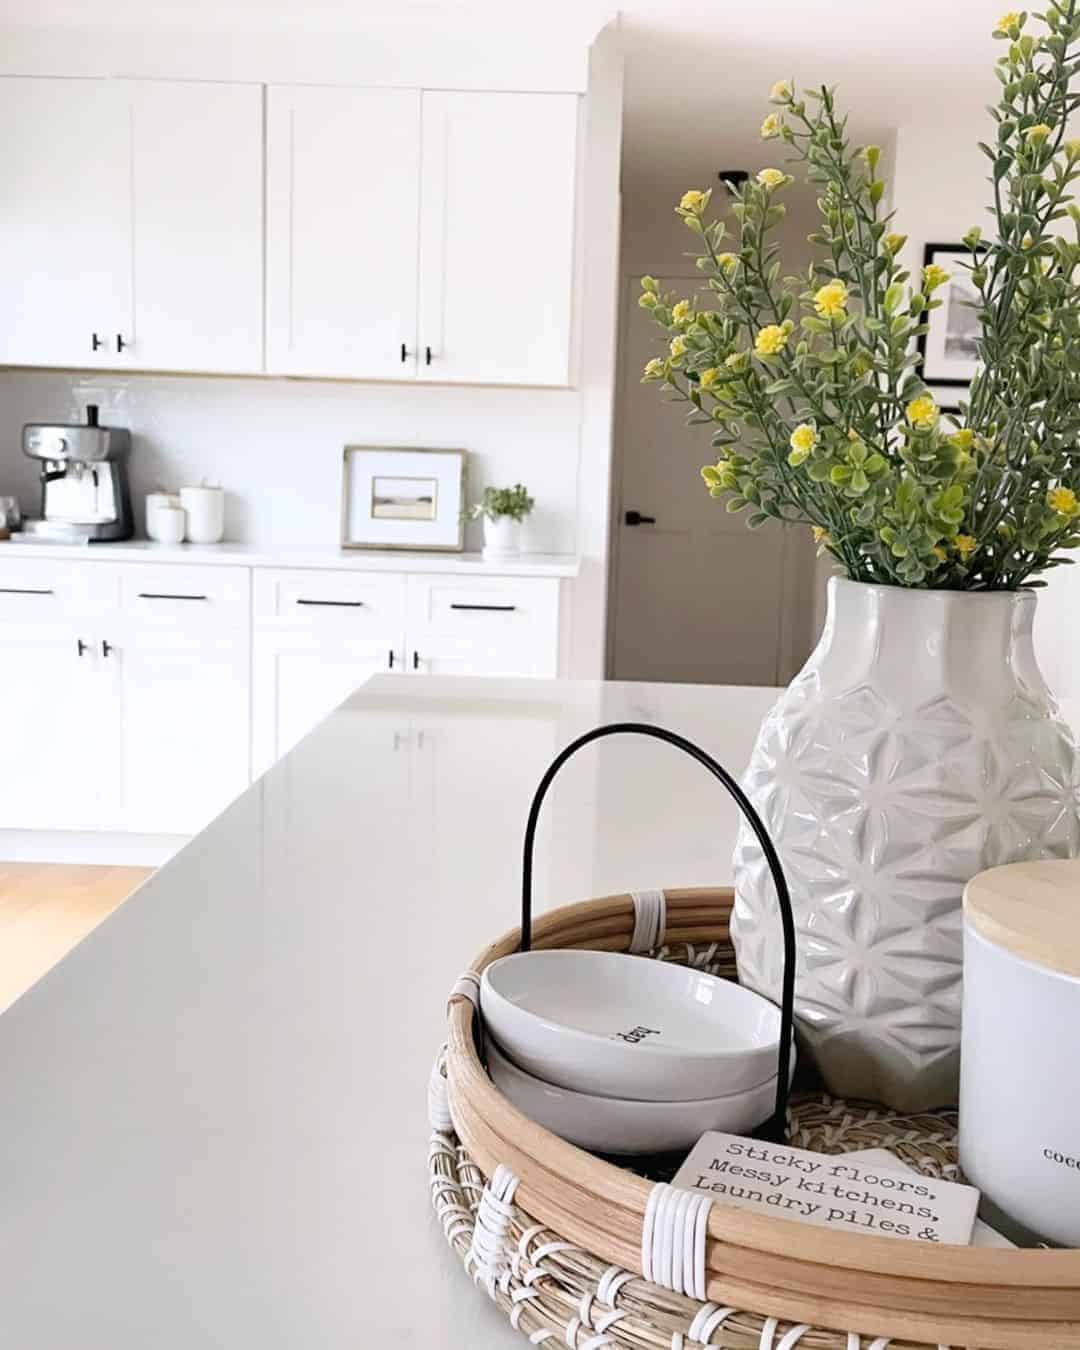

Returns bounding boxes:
[179,484,225,544]
[960,859,1080,1246]
[145,491,181,541]
[152,504,187,546]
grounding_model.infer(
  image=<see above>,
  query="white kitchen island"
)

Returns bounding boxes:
[0,673,779,1348]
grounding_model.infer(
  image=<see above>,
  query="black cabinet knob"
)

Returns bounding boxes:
[91,333,104,351]
[624,510,657,526]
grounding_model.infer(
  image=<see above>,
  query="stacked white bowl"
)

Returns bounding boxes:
[479,949,793,1155]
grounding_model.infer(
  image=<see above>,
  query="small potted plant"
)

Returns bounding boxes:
[471,483,534,560]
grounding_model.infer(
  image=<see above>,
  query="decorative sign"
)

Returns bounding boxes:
[672,1132,979,1245]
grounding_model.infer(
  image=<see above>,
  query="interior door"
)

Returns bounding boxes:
[121,80,264,373]
[610,273,817,687]
[266,85,422,379]
[417,91,578,386]
[0,77,130,369]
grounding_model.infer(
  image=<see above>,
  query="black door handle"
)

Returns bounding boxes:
[624,510,657,526]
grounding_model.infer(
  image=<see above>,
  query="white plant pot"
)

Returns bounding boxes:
[482,515,522,561]
[732,575,1080,1111]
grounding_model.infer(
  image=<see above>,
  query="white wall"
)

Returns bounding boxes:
[0,370,581,556]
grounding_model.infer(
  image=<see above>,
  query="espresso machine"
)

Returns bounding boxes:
[21,404,133,542]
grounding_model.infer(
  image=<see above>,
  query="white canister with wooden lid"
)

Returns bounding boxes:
[960,859,1080,1246]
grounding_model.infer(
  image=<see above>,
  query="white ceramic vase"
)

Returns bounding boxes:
[731,576,1080,1111]
[483,515,522,561]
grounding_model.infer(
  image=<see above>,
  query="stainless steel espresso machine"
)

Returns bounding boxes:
[21,405,133,542]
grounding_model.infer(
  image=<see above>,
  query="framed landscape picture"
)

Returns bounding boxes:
[341,446,466,551]
[916,242,981,393]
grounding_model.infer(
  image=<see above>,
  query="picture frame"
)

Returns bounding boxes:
[915,242,980,390]
[341,446,466,552]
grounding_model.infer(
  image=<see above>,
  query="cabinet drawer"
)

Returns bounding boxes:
[406,575,559,676]
[116,565,250,637]
[254,569,406,633]
[0,556,111,631]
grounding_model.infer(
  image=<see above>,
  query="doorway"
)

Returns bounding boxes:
[608,270,819,687]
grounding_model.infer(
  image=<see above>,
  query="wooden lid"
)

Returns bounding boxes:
[964,860,1080,978]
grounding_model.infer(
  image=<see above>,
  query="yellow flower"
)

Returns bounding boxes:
[669,335,688,359]
[813,280,848,319]
[922,263,950,292]
[716,252,738,274]
[769,80,793,104]
[642,358,666,380]
[638,290,659,309]
[757,168,787,190]
[1048,486,1079,517]
[679,189,709,215]
[1024,123,1053,144]
[932,547,948,563]
[811,526,832,546]
[754,324,788,357]
[788,423,818,465]
[949,428,975,453]
[761,113,783,140]
[906,395,939,430]
[953,534,977,559]
[671,299,692,325]
[698,367,719,389]
[883,232,908,254]
[994,10,1023,34]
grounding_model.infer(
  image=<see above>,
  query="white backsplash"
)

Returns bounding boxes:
[0,369,583,553]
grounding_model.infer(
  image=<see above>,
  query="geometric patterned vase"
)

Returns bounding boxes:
[732,577,1080,1111]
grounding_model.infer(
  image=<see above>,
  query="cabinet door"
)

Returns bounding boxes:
[417,92,578,386]
[266,85,421,379]
[121,81,263,374]
[0,77,131,369]
[0,560,118,829]
[252,569,406,774]
[111,567,251,835]
[405,574,560,677]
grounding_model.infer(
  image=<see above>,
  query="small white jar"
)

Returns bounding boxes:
[151,503,187,546]
[180,484,225,545]
[960,860,1080,1246]
[145,491,181,542]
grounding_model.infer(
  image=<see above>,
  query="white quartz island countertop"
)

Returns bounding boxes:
[0,674,780,1348]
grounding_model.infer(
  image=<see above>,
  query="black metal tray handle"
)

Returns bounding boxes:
[517,721,797,1144]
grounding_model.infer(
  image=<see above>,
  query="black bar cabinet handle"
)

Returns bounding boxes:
[101,640,114,658]
[389,650,396,668]
[425,346,433,366]
[412,650,420,670]
[77,639,89,656]
[450,603,517,613]
[295,598,365,608]
[116,334,128,353]
[0,586,54,595]
[400,343,408,363]
[518,721,797,1145]
[137,592,207,601]
[91,332,104,352]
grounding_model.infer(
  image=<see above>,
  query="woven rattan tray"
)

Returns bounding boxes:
[429,886,1080,1350]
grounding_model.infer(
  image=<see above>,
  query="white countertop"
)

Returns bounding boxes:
[0,537,581,577]
[0,674,778,1348]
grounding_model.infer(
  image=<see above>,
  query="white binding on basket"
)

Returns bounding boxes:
[467,1164,520,1297]
[629,888,666,953]
[449,970,481,1009]
[642,1182,713,1301]
[427,1048,453,1134]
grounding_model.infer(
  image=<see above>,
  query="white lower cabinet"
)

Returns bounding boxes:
[253,569,562,777]
[0,555,567,844]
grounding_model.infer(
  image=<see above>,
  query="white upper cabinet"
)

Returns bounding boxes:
[266,85,422,379]
[0,78,132,369]
[0,76,263,375]
[417,91,578,387]
[122,81,264,374]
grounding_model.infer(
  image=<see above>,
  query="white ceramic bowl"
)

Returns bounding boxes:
[480,949,789,1101]
[486,1038,785,1155]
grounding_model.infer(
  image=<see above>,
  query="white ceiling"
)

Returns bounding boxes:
[2,0,1005,191]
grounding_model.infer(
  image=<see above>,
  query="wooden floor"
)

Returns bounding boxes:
[0,863,152,1013]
